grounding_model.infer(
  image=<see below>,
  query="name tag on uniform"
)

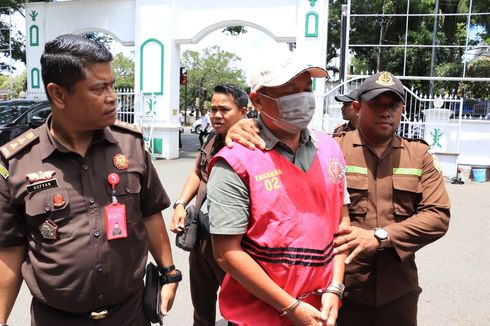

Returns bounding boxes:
[105,202,128,240]
[26,178,59,193]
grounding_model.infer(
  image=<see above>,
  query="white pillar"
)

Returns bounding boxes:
[295,0,329,130]
[25,3,47,100]
[135,0,180,159]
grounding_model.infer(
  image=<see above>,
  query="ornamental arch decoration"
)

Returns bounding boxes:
[25,0,329,159]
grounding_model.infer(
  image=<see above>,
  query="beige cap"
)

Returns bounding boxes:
[250,55,327,92]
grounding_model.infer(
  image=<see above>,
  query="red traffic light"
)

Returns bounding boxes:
[180,67,187,85]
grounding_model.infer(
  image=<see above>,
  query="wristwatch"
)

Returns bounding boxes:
[159,270,183,285]
[374,227,389,249]
[172,199,186,209]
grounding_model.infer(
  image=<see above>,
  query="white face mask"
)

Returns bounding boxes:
[259,92,316,133]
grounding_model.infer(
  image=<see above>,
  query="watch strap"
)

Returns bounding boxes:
[159,264,175,275]
[159,269,182,285]
[173,199,186,209]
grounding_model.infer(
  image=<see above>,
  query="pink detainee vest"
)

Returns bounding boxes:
[210,130,345,326]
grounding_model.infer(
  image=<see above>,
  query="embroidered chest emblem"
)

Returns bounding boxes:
[327,159,345,183]
[113,154,129,170]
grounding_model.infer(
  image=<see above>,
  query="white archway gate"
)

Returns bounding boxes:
[25,0,330,159]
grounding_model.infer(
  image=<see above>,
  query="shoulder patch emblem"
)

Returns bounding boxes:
[112,120,142,135]
[0,129,38,160]
[429,151,442,173]
[327,158,345,183]
[0,164,8,180]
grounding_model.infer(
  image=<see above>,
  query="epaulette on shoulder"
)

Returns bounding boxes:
[331,131,347,138]
[112,120,143,135]
[402,136,429,147]
[0,129,39,160]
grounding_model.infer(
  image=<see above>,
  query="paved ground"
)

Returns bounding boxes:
[8,132,490,325]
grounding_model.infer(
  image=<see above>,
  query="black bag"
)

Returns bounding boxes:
[175,205,199,251]
[143,262,163,325]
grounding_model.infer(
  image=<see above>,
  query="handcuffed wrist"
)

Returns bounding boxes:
[279,298,301,317]
[326,281,345,299]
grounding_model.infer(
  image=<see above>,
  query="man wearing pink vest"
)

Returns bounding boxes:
[207,55,350,326]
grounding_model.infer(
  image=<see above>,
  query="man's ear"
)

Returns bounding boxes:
[239,107,248,118]
[353,100,361,115]
[46,83,67,109]
[249,92,262,111]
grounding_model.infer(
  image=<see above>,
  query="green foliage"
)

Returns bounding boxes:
[466,58,490,99]
[0,69,26,97]
[180,46,247,111]
[222,26,247,36]
[0,1,26,71]
[112,53,134,89]
[83,32,115,48]
[328,0,488,96]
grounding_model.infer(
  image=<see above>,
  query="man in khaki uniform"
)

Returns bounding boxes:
[333,89,358,135]
[333,71,451,325]
[0,34,179,326]
[170,84,249,325]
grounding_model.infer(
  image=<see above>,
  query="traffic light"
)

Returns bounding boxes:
[180,67,187,85]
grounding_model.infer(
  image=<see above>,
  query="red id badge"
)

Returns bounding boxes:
[105,202,128,240]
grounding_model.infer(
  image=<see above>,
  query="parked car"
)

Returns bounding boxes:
[192,118,202,133]
[0,100,51,146]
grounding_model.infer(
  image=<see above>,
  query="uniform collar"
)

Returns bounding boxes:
[257,116,313,151]
[353,129,404,149]
[39,116,118,160]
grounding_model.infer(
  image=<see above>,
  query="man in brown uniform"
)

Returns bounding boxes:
[333,89,358,135]
[333,71,451,325]
[170,84,248,325]
[0,34,180,326]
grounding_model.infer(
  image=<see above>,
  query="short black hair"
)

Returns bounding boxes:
[41,34,113,100]
[213,84,248,109]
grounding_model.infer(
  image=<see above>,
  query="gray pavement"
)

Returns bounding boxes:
[7,133,490,325]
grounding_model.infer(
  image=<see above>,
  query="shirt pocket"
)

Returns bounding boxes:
[346,174,368,215]
[392,175,422,217]
[25,188,73,239]
[104,172,142,221]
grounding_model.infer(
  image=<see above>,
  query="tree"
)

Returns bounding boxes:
[328,0,488,96]
[0,1,27,72]
[83,32,115,49]
[0,69,26,97]
[112,52,134,89]
[180,46,247,113]
[222,26,247,36]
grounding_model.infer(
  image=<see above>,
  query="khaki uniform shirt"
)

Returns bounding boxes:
[194,132,224,208]
[333,122,355,135]
[0,120,169,313]
[335,130,450,306]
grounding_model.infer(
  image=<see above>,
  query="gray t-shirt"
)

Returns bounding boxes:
[208,118,350,235]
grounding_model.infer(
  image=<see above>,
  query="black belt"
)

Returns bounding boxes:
[35,294,132,320]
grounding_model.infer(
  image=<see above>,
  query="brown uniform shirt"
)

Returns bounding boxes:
[335,130,450,307]
[333,122,355,135]
[0,120,169,313]
[194,132,224,208]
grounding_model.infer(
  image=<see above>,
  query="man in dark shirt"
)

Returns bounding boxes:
[0,34,180,326]
[333,89,358,134]
[171,84,248,325]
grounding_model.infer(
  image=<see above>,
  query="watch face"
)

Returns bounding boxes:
[374,228,388,240]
